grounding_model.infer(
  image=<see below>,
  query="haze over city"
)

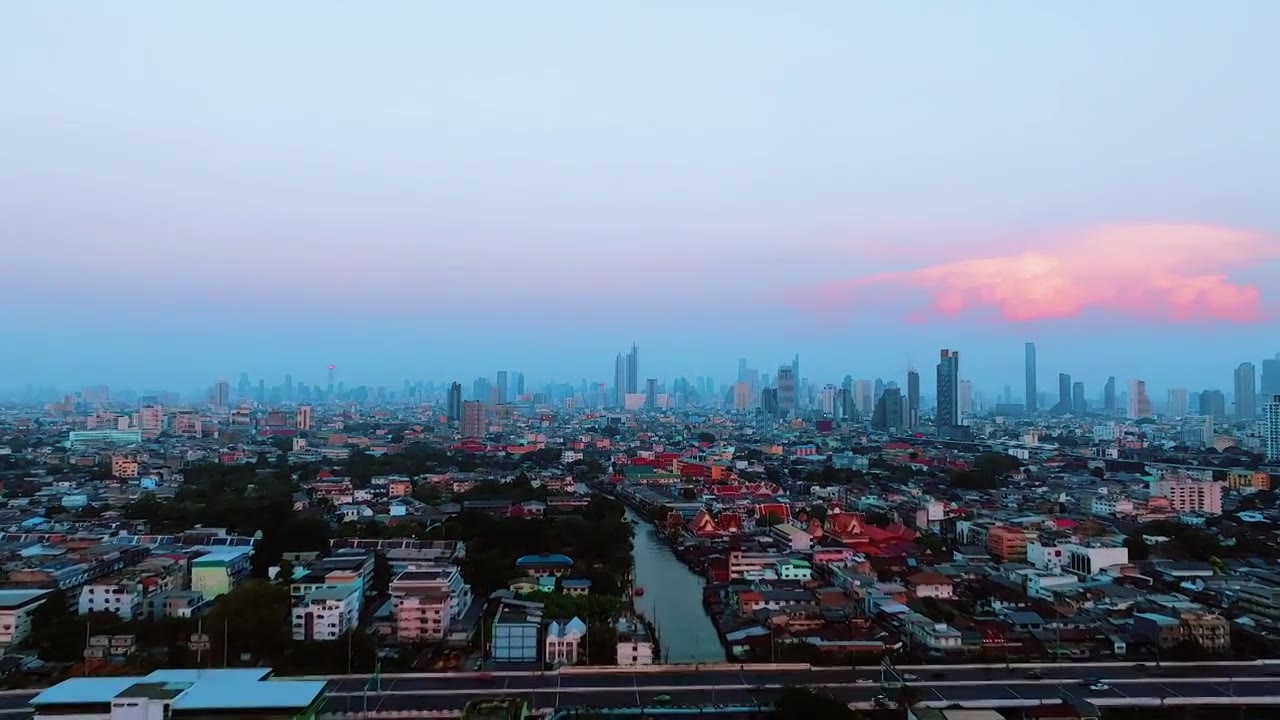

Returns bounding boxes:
[4,2,1279,391]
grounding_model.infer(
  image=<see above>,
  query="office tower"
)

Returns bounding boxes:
[1199,390,1227,420]
[738,358,748,383]
[1128,379,1152,418]
[874,378,886,404]
[327,365,336,395]
[461,400,485,438]
[237,372,251,400]
[496,371,509,404]
[213,379,230,409]
[872,387,904,430]
[1167,388,1189,417]
[762,388,779,418]
[295,405,313,431]
[1024,343,1037,413]
[1072,382,1086,415]
[936,349,960,427]
[256,379,265,403]
[515,373,525,398]
[1104,376,1116,415]
[472,377,491,404]
[1235,362,1257,419]
[837,388,856,420]
[645,378,658,409]
[1263,355,1280,397]
[854,380,874,415]
[958,380,973,415]
[1264,395,1280,462]
[776,365,796,416]
[614,353,627,407]
[1057,373,1071,412]
[447,382,463,422]
[138,404,164,439]
[907,370,920,429]
[733,382,753,411]
[627,344,639,394]
[285,374,294,402]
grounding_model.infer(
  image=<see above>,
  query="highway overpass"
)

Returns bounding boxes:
[5,660,1280,717]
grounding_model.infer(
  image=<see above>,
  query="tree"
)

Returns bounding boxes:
[412,483,443,504]
[1089,466,1105,480]
[206,580,292,665]
[775,688,860,720]
[1123,535,1150,562]
[696,431,716,444]
[372,553,392,594]
[973,452,1023,476]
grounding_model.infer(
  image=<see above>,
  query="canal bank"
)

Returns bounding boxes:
[627,509,725,664]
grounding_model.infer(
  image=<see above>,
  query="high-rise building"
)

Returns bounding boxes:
[1199,390,1227,420]
[1024,342,1037,414]
[872,387,904,430]
[1263,355,1280,397]
[874,378,886,405]
[515,373,525,398]
[1264,395,1280,462]
[761,388,780,418]
[295,405,313,431]
[237,372,252,400]
[907,370,920,429]
[1104,376,1116,415]
[733,382,753,411]
[776,365,796,416]
[614,353,627,407]
[1128,379,1152,419]
[285,374,294,402]
[627,344,639,395]
[138,404,164,439]
[936,349,960,428]
[472,377,491,405]
[447,382,463,422]
[1235,362,1257,419]
[213,379,230,409]
[817,384,836,415]
[644,378,658,409]
[496,371,509,404]
[958,380,973,415]
[461,401,485,438]
[327,365,336,395]
[1057,373,1071,413]
[1167,388,1189,417]
[1072,382,1086,415]
[853,380,874,415]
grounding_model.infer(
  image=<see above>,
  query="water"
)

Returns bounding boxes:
[627,509,725,663]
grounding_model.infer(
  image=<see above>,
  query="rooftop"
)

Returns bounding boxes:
[31,669,324,711]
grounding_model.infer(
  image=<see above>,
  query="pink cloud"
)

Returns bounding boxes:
[787,223,1278,324]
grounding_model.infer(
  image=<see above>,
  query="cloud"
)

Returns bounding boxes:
[787,223,1277,324]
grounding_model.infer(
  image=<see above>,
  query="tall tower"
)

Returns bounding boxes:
[496,371,509,404]
[936,349,960,428]
[447,382,463,422]
[1264,395,1280,462]
[777,365,797,416]
[1024,342,1037,414]
[461,400,485,438]
[1104,376,1116,415]
[1263,354,1280,397]
[1072,382,1086,415]
[213,379,230,409]
[327,365,336,396]
[1057,373,1072,412]
[626,344,639,395]
[614,353,627,407]
[1129,379,1152,419]
[1235,362,1257,419]
[906,369,920,429]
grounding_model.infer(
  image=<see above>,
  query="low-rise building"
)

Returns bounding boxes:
[0,589,52,649]
[544,617,587,667]
[292,585,360,641]
[615,617,655,666]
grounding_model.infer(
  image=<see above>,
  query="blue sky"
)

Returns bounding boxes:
[2,2,1278,394]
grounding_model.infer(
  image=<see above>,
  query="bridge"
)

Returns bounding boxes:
[5,661,1280,717]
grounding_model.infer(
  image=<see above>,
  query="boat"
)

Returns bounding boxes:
[634,587,645,596]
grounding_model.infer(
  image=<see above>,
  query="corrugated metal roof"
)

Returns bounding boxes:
[172,680,326,710]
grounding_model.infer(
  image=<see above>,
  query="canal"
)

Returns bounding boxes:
[626,509,725,663]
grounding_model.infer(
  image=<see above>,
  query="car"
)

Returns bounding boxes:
[653,694,672,705]
[854,677,872,684]
[1089,683,1110,692]
[471,659,483,671]
[873,694,891,707]
[902,673,920,681]
[1025,670,1043,680]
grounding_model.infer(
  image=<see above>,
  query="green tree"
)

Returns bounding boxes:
[1123,535,1150,562]
[206,580,292,665]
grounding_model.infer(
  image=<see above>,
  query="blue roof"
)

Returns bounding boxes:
[173,680,326,710]
[561,578,592,587]
[515,553,573,567]
[31,670,323,711]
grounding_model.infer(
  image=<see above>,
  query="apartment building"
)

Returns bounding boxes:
[1238,582,1280,621]
[1152,479,1225,516]
[292,585,360,641]
[614,617,655,666]
[389,565,473,642]
[1133,611,1230,652]
[0,590,52,649]
[191,549,252,600]
[987,525,1032,562]
[291,549,375,615]
[1063,543,1129,576]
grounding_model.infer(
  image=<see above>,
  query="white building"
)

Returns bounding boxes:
[1264,396,1280,462]
[1092,423,1121,441]
[614,617,655,666]
[544,617,587,666]
[292,585,359,641]
[903,613,963,652]
[1026,539,1067,573]
[1091,494,1135,517]
[1024,569,1080,599]
[78,583,143,620]
[1063,543,1129,576]
[0,589,52,649]
[390,565,473,642]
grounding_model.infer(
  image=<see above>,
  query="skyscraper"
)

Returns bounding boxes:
[1234,362,1257,419]
[1104,376,1116,414]
[1263,354,1280,397]
[906,369,920,429]
[776,365,796,416]
[1057,373,1071,413]
[295,405,313,431]
[1167,388,1189,417]
[284,374,294,402]
[237,372,251,400]
[515,372,525,398]
[936,349,960,428]
[644,378,658,409]
[627,344,639,394]
[958,380,973,415]
[1199,390,1227,420]
[496,371,508,404]
[1071,381,1086,415]
[461,400,485,438]
[1264,395,1280,462]
[1024,342,1037,414]
[1128,379,1152,419]
[614,353,627,407]
[213,379,230,409]
[447,382,463,422]
[872,387,903,430]
[327,365,336,396]
[854,380,874,415]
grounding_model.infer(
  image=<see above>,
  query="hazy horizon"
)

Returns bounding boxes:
[4,3,1278,395]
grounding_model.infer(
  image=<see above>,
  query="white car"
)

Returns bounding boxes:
[902,673,919,681]
[1089,683,1110,692]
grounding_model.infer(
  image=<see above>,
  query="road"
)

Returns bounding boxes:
[8,662,1280,716]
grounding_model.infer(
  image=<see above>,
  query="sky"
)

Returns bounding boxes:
[2,2,1279,396]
